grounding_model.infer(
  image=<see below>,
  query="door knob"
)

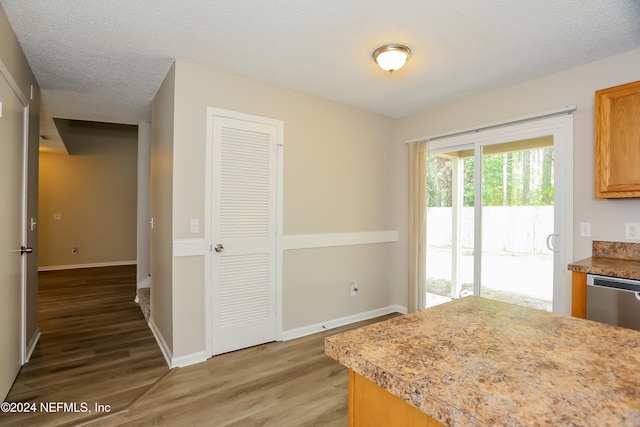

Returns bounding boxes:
[214,244,224,253]
[20,246,33,255]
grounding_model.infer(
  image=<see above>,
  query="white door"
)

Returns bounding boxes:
[209,112,282,356]
[0,71,27,400]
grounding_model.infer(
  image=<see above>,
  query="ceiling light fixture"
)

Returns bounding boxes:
[372,44,411,72]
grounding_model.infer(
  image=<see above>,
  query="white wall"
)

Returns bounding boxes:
[394,48,640,306]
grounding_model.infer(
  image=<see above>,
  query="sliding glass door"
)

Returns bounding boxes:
[424,114,573,314]
[478,138,554,311]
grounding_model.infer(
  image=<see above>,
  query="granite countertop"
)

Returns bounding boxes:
[567,257,640,280]
[325,297,640,426]
[568,241,640,280]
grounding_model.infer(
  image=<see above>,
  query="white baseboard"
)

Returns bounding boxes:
[38,260,137,272]
[24,328,41,363]
[148,318,172,369]
[138,276,151,289]
[171,351,208,368]
[148,317,208,368]
[282,304,408,341]
[393,304,409,315]
[157,304,409,367]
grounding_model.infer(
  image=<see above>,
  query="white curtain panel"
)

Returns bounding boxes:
[408,141,428,312]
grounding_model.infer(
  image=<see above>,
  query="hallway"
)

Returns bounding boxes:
[3,266,169,426]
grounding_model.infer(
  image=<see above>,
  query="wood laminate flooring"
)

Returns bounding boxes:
[2,266,169,427]
[2,265,400,427]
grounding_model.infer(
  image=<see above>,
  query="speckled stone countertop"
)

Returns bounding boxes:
[325,297,640,426]
[568,241,640,280]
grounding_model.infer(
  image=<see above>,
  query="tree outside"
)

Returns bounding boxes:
[427,148,554,209]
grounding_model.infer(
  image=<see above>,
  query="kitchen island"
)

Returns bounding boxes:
[325,296,640,426]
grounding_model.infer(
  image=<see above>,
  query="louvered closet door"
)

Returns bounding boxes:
[211,116,278,356]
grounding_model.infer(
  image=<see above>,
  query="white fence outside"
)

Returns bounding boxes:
[426,206,553,255]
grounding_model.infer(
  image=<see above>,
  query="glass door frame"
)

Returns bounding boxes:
[425,113,574,315]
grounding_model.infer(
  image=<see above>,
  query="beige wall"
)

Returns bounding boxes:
[283,244,397,330]
[152,47,640,362]
[171,59,398,237]
[0,4,40,350]
[137,122,151,287]
[152,58,399,358]
[150,62,176,353]
[393,48,640,306]
[38,120,138,268]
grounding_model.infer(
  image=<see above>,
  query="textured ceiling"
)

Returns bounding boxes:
[2,0,640,128]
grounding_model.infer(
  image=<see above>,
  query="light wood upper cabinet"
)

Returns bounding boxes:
[595,80,640,198]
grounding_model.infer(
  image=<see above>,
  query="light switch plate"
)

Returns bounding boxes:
[190,218,200,233]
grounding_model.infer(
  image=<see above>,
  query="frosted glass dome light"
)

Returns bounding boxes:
[372,44,411,72]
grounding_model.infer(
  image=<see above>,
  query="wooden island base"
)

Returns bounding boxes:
[349,370,444,427]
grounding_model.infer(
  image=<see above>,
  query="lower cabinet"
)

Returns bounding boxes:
[348,370,443,427]
[571,271,587,319]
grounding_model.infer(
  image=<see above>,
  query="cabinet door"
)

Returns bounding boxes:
[595,80,640,198]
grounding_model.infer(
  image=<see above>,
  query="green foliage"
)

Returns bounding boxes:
[463,157,474,207]
[427,147,554,208]
[427,155,453,207]
[481,153,507,206]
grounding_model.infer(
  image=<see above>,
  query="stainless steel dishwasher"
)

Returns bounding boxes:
[586,274,640,331]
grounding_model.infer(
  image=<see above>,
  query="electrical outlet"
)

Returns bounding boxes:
[579,222,591,237]
[350,281,359,296]
[625,223,640,240]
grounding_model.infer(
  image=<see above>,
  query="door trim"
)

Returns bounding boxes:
[0,59,30,364]
[204,107,284,358]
